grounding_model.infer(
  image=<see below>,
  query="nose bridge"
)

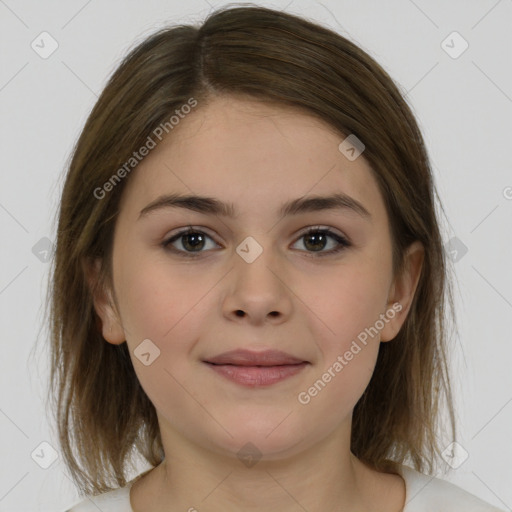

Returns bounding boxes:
[224,232,292,319]
[234,233,280,288]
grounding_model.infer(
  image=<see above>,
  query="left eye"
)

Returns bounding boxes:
[162,226,351,258]
[292,228,351,256]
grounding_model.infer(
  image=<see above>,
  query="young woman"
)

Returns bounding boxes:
[48,5,504,512]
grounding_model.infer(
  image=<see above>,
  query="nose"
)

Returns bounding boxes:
[222,237,293,325]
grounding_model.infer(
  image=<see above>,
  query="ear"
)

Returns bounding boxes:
[380,241,424,342]
[83,258,126,345]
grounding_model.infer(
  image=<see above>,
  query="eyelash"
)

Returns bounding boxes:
[161,226,351,259]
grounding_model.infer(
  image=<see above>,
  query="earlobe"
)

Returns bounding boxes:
[380,241,424,342]
[83,258,126,345]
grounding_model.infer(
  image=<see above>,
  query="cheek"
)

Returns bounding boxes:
[305,264,390,345]
[295,340,379,445]
[116,253,208,342]
[297,271,384,422]
[296,265,388,403]
[115,259,214,413]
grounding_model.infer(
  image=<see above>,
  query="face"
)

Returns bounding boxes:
[94,95,421,462]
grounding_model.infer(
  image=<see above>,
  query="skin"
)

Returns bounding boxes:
[90,95,423,512]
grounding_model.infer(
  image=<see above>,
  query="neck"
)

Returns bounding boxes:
[130,420,404,512]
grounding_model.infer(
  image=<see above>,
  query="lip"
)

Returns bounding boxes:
[204,349,306,366]
[203,349,309,388]
[204,361,309,387]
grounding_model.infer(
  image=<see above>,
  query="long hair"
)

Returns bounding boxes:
[45,5,457,495]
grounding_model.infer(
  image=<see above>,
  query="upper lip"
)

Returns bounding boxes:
[204,349,307,366]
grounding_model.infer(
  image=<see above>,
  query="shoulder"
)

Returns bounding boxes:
[64,485,132,512]
[399,465,505,512]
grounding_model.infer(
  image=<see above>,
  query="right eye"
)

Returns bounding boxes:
[162,227,220,258]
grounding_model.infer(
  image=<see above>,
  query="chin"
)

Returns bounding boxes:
[206,415,312,462]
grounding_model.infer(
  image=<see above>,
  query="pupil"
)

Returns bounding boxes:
[305,232,325,251]
[184,233,204,251]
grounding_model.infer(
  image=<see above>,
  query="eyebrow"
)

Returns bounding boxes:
[138,192,372,221]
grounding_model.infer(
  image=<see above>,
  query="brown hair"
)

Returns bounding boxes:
[45,5,457,495]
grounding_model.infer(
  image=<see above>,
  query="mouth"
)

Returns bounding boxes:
[203,349,310,387]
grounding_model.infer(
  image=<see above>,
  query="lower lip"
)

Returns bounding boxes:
[204,362,309,387]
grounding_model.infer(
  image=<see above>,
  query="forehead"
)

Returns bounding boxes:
[118,96,385,224]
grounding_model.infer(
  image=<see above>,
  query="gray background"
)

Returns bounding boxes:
[0,0,511,510]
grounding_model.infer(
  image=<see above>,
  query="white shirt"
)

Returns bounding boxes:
[65,465,505,511]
